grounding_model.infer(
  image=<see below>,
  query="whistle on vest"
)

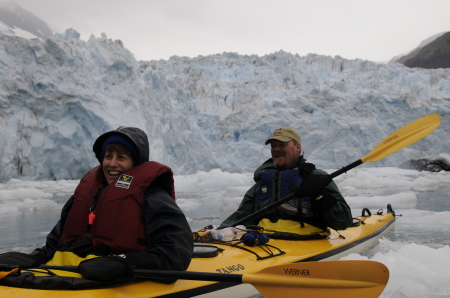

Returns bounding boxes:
[88,212,96,225]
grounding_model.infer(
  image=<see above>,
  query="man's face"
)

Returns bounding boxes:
[270,140,301,170]
[102,151,134,184]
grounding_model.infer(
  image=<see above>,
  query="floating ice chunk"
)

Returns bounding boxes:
[346,192,417,209]
[174,175,199,193]
[0,205,20,215]
[197,169,251,188]
[176,198,202,212]
[342,239,450,297]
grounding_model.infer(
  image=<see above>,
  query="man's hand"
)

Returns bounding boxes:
[294,174,337,214]
[311,191,338,213]
[295,174,332,198]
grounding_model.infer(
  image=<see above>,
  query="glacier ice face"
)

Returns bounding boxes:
[0,30,449,182]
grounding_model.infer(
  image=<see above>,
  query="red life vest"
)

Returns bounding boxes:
[58,161,175,253]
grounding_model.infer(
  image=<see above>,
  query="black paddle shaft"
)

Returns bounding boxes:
[35,265,244,283]
[329,159,363,179]
[133,269,244,283]
[229,159,363,227]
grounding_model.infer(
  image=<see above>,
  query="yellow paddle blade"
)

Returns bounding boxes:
[244,260,389,298]
[362,113,441,163]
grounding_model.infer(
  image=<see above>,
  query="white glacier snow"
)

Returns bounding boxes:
[0,28,449,184]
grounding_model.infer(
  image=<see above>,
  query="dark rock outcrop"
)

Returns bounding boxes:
[404,32,450,69]
[399,157,450,172]
[388,32,446,64]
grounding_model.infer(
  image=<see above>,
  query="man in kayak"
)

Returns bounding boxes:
[220,127,353,237]
[0,127,193,283]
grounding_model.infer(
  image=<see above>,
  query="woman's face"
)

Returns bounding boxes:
[102,151,134,184]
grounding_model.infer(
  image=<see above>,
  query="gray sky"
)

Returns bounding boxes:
[11,0,450,62]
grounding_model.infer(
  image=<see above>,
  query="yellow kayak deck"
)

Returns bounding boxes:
[0,212,395,298]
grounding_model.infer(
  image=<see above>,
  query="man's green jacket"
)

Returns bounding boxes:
[220,155,353,230]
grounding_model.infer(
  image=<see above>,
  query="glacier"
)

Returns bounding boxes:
[0,29,449,182]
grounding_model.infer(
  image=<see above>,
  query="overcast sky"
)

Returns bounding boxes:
[10,0,450,62]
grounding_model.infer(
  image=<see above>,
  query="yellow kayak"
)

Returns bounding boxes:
[0,207,395,298]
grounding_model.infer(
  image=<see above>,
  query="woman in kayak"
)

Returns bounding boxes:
[220,127,353,238]
[0,127,193,283]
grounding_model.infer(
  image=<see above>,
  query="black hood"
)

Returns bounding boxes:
[93,127,150,166]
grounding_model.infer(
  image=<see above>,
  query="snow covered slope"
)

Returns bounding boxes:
[0,2,53,40]
[0,29,449,182]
